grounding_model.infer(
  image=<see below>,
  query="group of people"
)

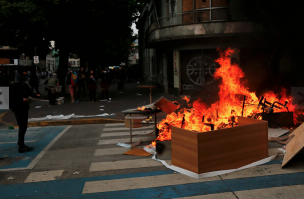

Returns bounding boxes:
[3,66,127,154]
[65,67,111,103]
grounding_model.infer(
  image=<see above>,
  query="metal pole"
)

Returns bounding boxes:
[193,0,196,23]
[242,96,246,117]
[129,118,132,147]
[153,0,160,28]
[150,87,152,104]
[155,112,157,138]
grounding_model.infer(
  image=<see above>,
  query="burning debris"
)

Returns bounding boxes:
[155,48,298,143]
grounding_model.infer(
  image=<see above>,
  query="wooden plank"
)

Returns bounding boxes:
[171,126,199,173]
[282,122,304,167]
[171,117,268,174]
[154,97,178,115]
[198,121,268,173]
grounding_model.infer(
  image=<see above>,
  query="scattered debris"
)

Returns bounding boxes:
[136,93,142,96]
[117,143,131,148]
[73,171,80,175]
[99,109,104,111]
[100,99,107,101]
[7,177,15,180]
[35,106,42,108]
[100,106,105,107]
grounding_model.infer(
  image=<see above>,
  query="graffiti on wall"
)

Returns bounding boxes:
[186,55,217,87]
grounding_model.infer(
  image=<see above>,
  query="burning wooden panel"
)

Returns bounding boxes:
[171,117,268,174]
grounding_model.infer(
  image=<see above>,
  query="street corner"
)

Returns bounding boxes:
[0,87,9,110]
[0,126,69,171]
[291,87,304,109]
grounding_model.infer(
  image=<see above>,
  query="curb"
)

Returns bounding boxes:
[0,110,124,127]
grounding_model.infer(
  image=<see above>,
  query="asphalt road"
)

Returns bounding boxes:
[1,123,304,198]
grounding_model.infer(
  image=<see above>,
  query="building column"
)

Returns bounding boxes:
[173,50,181,96]
[163,53,168,93]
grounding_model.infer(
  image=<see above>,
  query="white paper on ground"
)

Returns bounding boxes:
[28,113,116,122]
[100,106,105,107]
[136,93,142,96]
[117,143,131,148]
[268,128,290,139]
[35,106,42,108]
[109,98,111,100]
[145,146,278,179]
[99,109,104,111]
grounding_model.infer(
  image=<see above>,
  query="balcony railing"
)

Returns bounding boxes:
[147,7,261,34]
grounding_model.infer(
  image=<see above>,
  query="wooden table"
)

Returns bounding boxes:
[137,85,156,104]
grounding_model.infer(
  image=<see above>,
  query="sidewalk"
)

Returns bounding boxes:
[1,81,180,126]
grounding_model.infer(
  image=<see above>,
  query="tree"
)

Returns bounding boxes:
[1,0,146,93]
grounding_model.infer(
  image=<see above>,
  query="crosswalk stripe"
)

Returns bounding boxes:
[178,192,237,199]
[220,162,304,180]
[94,148,129,156]
[103,125,154,132]
[98,137,153,145]
[82,173,220,194]
[105,123,125,127]
[24,170,64,183]
[89,159,163,172]
[100,130,154,137]
[234,184,304,199]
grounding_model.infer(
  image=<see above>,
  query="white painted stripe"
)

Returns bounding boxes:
[24,170,64,183]
[103,125,154,132]
[89,159,163,172]
[94,148,129,156]
[100,130,154,137]
[235,184,304,199]
[178,192,237,199]
[220,162,304,180]
[0,126,71,172]
[105,123,125,127]
[98,137,153,145]
[26,126,72,170]
[83,173,220,194]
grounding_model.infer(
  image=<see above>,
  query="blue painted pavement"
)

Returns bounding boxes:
[1,166,304,199]
[0,126,67,170]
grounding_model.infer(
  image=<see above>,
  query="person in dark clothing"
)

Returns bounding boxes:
[100,68,111,99]
[9,70,40,153]
[77,67,86,99]
[0,70,10,86]
[117,68,125,90]
[87,69,97,102]
[29,70,40,94]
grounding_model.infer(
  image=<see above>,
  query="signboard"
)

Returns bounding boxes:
[33,56,39,64]
[173,51,180,88]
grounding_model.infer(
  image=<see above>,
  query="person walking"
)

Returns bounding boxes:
[100,68,111,99]
[77,67,86,99]
[117,68,125,90]
[66,70,78,103]
[9,69,40,153]
[86,69,97,102]
[45,73,60,105]
[29,70,40,94]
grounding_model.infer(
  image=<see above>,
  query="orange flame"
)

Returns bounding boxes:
[154,48,298,143]
[137,106,146,111]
